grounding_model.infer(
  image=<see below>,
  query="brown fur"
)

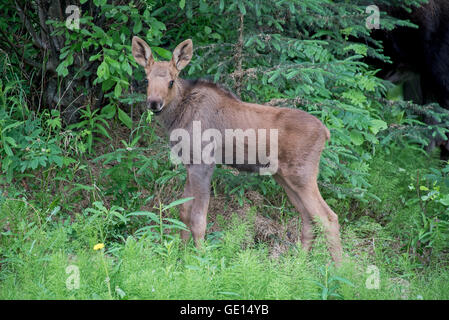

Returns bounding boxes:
[132,36,342,264]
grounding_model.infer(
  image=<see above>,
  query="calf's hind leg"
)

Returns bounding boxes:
[280,173,342,264]
[179,175,193,241]
[274,175,315,251]
[185,164,215,246]
[298,182,342,264]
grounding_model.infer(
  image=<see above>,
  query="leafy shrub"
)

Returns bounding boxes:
[0,78,65,182]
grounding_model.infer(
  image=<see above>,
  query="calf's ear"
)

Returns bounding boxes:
[132,36,153,67]
[171,39,193,72]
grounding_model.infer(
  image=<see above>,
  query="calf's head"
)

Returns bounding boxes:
[132,36,193,114]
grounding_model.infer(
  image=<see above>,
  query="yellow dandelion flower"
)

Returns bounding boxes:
[93,243,105,251]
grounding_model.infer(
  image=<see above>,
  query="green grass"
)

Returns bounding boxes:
[1,199,449,300]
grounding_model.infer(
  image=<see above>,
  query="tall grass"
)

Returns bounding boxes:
[1,198,449,300]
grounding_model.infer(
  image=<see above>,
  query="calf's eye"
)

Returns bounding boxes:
[168,80,174,89]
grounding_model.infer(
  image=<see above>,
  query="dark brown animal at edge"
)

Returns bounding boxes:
[132,36,342,264]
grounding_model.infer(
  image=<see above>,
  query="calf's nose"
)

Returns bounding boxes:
[147,99,163,112]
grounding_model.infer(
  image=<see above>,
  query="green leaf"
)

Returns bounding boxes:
[30,159,39,170]
[53,156,63,167]
[439,195,449,206]
[238,2,246,15]
[162,197,194,212]
[329,276,355,287]
[118,107,132,129]
[3,142,13,156]
[89,53,102,62]
[152,47,172,60]
[127,211,159,222]
[2,121,23,132]
[101,104,117,119]
[267,70,280,83]
[121,61,132,76]
[101,79,115,92]
[112,211,128,224]
[94,123,111,139]
[350,131,364,146]
[93,0,107,6]
[4,136,17,147]
[114,83,122,98]
[56,62,69,77]
[133,19,142,34]
[163,218,189,231]
[97,61,109,79]
[369,119,388,135]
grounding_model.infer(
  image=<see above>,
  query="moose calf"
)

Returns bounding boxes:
[132,36,342,264]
